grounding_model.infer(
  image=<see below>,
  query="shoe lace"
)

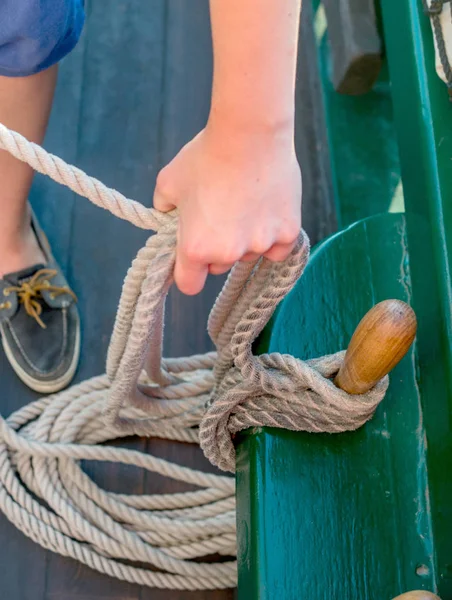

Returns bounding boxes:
[4,268,77,329]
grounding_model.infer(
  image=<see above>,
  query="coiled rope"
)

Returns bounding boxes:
[0,122,388,590]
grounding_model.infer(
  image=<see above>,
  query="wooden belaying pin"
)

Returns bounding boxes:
[334,299,417,394]
[392,592,441,600]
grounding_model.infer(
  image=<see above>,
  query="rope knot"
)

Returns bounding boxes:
[199,351,388,472]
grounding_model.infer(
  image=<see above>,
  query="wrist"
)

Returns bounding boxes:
[207,105,295,150]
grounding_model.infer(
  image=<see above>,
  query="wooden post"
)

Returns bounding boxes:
[323,0,382,94]
[334,299,417,394]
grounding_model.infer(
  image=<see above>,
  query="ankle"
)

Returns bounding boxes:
[0,222,46,277]
[0,205,32,243]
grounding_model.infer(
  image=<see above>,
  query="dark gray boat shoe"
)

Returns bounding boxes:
[0,212,80,393]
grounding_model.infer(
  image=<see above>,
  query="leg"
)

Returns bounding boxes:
[0,65,57,276]
[0,1,85,391]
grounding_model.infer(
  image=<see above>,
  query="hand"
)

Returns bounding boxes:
[153,122,302,295]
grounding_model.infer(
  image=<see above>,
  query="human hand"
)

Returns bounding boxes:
[153,122,302,295]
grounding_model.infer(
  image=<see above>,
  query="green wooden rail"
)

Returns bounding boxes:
[234,0,452,597]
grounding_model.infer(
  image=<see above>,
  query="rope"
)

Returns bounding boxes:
[423,0,452,98]
[0,122,388,590]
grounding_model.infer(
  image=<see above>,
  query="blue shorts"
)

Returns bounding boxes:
[0,0,85,77]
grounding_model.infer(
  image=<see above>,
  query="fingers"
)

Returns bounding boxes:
[240,237,298,264]
[174,231,300,295]
[175,240,299,295]
[209,263,235,275]
[241,251,261,262]
[263,240,297,262]
[174,249,209,296]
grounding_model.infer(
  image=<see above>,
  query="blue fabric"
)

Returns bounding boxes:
[0,0,85,77]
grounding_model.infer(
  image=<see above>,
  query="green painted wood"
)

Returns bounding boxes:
[236,213,436,599]
[379,0,452,596]
[313,1,402,227]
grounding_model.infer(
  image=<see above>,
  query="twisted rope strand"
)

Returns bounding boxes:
[0,124,387,590]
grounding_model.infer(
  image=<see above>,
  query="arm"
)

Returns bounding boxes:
[154,0,303,295]
[209,0,300,135]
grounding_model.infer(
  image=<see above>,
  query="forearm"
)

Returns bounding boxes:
[208,0,302,133]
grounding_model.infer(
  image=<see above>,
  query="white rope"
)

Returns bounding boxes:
[0,123,387,590]
[0,123,238,590]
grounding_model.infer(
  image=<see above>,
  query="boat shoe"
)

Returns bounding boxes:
[0,211,80,393]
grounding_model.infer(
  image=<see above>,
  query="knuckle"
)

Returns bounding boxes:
[250,237,272,256]
[278,224,300,245]
[183,244,206,263]
[220,249,242,264]
[182,236,243,266]
[266,246,291,262]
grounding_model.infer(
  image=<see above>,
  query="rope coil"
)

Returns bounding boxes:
[0,122,387,589]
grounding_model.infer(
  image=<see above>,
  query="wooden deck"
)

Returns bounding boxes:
[0,1,335,598]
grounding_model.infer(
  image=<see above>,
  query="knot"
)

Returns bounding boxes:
[199,351,388,472]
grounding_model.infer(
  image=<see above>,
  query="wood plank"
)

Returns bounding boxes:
[379,0,452,595]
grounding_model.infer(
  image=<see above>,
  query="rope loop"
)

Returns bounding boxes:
[200,351,389,472]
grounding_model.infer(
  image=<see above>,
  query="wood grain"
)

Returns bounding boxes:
[334,299,417,394]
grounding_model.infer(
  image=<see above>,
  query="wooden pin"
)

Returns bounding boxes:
[392,592,441,600]
[334,299,417,394]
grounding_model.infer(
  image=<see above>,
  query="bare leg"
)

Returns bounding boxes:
[0,65,58,277]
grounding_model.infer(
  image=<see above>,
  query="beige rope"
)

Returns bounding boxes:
[0,122,388,590]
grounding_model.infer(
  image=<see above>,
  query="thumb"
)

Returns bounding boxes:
[153,165,179,213]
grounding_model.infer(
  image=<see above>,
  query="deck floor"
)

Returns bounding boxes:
[0,1,335,598]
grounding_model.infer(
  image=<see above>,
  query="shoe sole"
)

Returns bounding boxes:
[1,318,81,394]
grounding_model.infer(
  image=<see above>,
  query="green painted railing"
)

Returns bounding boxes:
[235,0,452,597]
